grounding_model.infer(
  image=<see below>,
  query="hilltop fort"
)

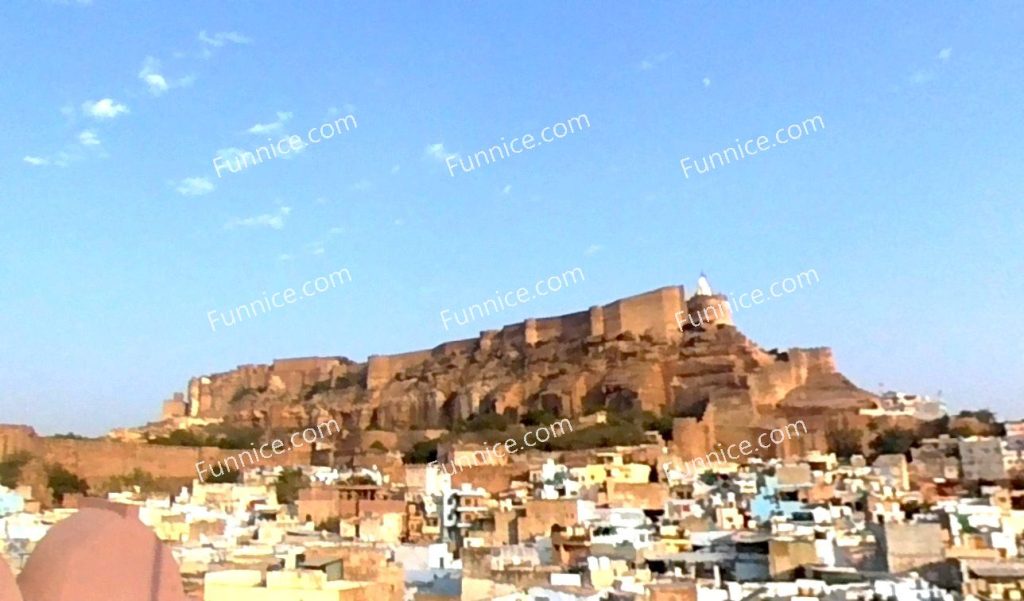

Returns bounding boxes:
[156,276,878,458]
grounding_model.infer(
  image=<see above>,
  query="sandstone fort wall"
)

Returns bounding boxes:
[184,284,692,416]
[0,425,310,482]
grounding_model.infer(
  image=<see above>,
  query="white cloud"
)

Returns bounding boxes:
[350,179,372,191]
[584,244,603,256]
[278,254,294,262]
[82,98,129,119]
[225,206,291,230]
[390,164,400,175]
[501,184,512,195]
[702,77,711,88]
[328,226,345,236]
[139,57,169,95]
[176,177,215,196]
[425,143,456,162]
[307,241,326,255]
[938,47,953,61]
[25,130,105,168]
[198,30,252,47]
[78,130,100,146]
[24,149,82,168]
[138,57,194,96]
[247,111,292,135]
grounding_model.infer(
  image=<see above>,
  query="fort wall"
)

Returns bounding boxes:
[181,284,698,418]
[435,338,478,356]
[532,310,592,343]
[366,349,434,392]
[0,425,311,482]
[0,425,36,458]
[747,348,835,410]
[602,286,686,340]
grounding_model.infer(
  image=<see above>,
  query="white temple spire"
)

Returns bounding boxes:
[695,272,714,296]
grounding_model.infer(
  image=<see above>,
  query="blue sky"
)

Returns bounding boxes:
[1,2,1021,435]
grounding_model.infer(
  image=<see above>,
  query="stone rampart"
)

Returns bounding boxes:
[0,425,311,482]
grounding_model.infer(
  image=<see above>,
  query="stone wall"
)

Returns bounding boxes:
[520,499,585,541]
[168,283,874,441]
[747,348,836,410]
[180,284,692,419]
[0,425,36,458]
[187,356,360,417]
[0,425,311,483]
[672,419,709,459]
[602,286,685,341]
[366,349,434,392]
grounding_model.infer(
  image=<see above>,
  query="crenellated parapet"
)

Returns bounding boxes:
[170,281,869,428]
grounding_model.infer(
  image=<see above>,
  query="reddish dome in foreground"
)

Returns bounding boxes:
[0,556,23,601]
[17,506,186,601]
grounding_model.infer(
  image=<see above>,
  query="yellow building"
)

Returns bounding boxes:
[204,569,386,601]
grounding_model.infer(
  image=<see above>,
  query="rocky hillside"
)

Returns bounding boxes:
[165,317,877,443]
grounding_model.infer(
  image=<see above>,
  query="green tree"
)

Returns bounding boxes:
[148,429,207,447]
[521,409,558,427]
[206,469,240,484]
[916,416,950,439]
[51,432,89,440]
[958,409,997,424]
[213,426,262,450]
[870,427,919,457]
[405,440,439,464]
[148,426,263,450]
[0,452,32,488]
[104,469,158,493]
[826,427,863,460]
[535,422,646,452]
[46,464,89,504]
[453,413,510,433]
[275,468,306,505]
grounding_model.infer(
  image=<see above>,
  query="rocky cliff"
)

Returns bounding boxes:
[160,285,877,444]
